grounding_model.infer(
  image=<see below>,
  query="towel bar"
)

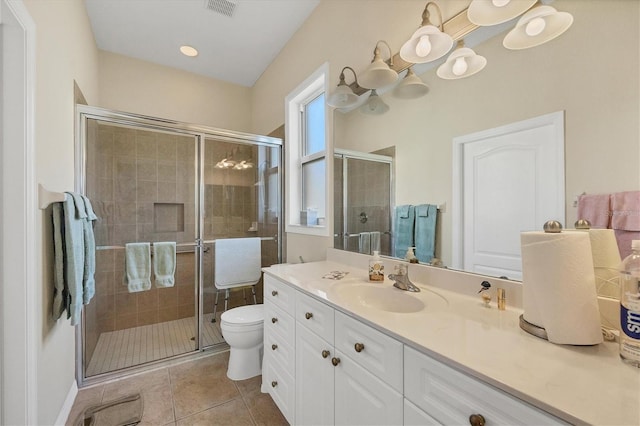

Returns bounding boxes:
[38,183,67,209]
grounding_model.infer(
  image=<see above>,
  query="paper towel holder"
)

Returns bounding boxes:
[519,315,549,340]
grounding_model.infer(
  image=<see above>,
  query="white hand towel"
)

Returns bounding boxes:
[125,243,151,292]
[154,242,176,288]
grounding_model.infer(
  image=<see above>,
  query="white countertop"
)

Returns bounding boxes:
[263,259,640,426]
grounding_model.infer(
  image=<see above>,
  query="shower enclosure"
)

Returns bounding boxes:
[333,149,393,256]
[77,105,282,384]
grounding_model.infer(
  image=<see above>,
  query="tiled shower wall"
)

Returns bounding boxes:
[83,122,279,363]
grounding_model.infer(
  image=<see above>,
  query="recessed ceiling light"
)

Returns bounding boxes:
[180,45,198,57]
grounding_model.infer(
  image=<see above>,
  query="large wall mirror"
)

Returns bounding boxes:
[332,0,639,281]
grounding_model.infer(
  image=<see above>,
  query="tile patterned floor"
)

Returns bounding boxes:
[86,313,225,376]
[68,351,288,426]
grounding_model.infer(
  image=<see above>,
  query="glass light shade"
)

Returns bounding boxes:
[503,5,573,50]
[327,83,359,108]
[358,52,398,89]
[467,0,537,26]
[436,47,487,80]
[400,25,454,64]
[393,68,429,99]
[360,90,389,115]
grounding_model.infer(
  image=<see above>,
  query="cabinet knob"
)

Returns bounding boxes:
[305,312,313,320]
[271,290,278,296]
[271,317,278,323]
[271,344,278,350]
[331,357,341,366]
[271,381,278,388]
[354,342,365,353]
[469,414,485,426]
[321,350,330,358]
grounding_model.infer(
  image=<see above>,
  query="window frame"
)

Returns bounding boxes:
[284,62,332,236]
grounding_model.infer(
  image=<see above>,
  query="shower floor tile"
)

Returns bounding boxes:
[86,313,224,376]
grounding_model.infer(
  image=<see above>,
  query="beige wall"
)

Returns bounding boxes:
[253,0,640,265]
[98,51,253,132]
[22,0,100,423]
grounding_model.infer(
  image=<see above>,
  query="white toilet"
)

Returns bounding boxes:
[220,304,264,381]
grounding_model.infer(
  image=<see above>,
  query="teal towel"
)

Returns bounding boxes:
[394,205,415,259]
[64,193,86,325]
[414,204,437,263]
[153,242,176,288]
[125,243,152,292]
[81,195,97,304]
[359,232,371,254]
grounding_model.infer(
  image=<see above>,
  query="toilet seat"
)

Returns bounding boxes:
[220,304,263,327]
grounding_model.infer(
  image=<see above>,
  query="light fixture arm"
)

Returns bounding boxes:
[338,66,359,88]
[372,40,395,68]
[421,1,445,31]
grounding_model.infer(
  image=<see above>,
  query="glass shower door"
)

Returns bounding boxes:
[201,138,281,347]
[83,119,200,377]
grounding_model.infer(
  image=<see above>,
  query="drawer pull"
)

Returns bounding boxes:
[271,381,278,388]
[271,290,278,296]
[305,312,313,320]
[271,317,278,323]
[469,414,485,426]
[331,357,341,366]
[354,342,365,353]
[271,344,278,350]
[321,350,330,358]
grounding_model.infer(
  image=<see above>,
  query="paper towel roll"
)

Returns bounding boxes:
[589,229,622,299]
[521,231,603,345]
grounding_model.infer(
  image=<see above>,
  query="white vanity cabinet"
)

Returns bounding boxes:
[262,276,296,424]
[404,346,567,425]
[295,290,404,426]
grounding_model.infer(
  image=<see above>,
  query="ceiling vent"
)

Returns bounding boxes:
[205,0,237,18]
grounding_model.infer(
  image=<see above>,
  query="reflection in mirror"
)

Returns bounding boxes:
[333,149,393,256]
[332,1,639,282]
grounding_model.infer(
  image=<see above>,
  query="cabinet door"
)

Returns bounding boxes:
[404,399,441,426]
[334,350,403,426]
[295,324,335,426]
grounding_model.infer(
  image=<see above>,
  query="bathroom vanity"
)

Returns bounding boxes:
[261,249,640,425]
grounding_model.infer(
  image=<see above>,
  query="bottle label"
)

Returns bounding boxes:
[620,305,640,340]
[369,262,384,282]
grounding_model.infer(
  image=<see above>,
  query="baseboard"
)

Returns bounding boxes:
[54,380,78,426]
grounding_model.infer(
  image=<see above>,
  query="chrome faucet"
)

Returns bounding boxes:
[388,264,421,292]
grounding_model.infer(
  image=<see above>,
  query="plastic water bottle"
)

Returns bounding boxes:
[620,240,640,367]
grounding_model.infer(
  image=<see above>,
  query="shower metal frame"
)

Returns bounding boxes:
[75,104,283,387]
[334,148,394,253]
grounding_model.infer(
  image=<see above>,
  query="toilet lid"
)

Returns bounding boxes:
[220,304,264,326]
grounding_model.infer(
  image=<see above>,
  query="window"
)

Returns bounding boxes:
[285,63,330,236]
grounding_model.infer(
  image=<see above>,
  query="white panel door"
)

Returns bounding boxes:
[453,112,565,280]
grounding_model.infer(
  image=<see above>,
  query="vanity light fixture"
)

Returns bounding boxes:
[399,2,454,64]
[360,90,390,115]
[392,67,429,99]
[179,45,199,57]
[436,40,487,80]
[358,41,398,89]
[503,5,573,50]
[327,66,360,108]
[467,0,537,26]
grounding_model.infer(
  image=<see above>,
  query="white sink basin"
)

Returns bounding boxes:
[328,283,447,314]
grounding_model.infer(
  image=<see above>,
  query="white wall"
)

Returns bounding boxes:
[252,0,640,266]
[98,51,253,132]
[22,0,99,423]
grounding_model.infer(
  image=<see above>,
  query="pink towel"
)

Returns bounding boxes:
[615,230,640,260]
[611,191,640,231]
[577,193,611,228]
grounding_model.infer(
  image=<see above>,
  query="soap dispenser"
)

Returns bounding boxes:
[369,250,384,282]
[405,247,418,263]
